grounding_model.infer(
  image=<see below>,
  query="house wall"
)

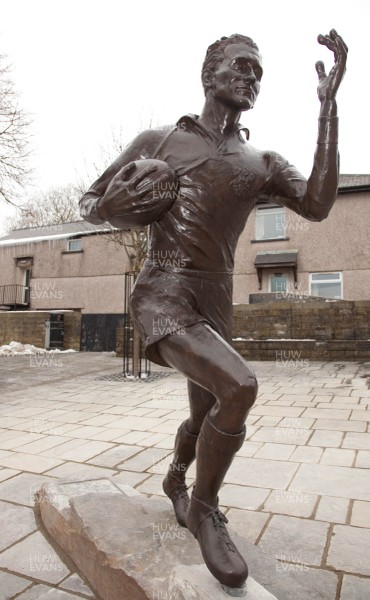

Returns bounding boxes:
[0,189,369,319]
[233,192,370,302]
[0,233,131,313]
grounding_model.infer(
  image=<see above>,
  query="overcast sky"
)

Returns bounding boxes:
[0,0,369,231]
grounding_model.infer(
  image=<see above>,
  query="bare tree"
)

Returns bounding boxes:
[77,124,152,272]
[0,54,32,205]
[5,183,81,231]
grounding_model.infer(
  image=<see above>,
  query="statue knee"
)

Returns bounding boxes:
[227,373,258,416]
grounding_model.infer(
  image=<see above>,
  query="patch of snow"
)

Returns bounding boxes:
[0,341,77,356]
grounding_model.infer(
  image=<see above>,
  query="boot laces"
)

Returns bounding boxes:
[212,509,236,553]
[172,483,189,502]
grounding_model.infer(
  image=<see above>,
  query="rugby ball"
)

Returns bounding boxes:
[107,158,178,228]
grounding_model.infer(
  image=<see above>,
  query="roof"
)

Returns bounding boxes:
[0,173,368,246]
[0,221,113,247]
[338,174,370,193]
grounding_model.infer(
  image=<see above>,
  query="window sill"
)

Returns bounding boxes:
[62,250,84,254]
[251,237,290,243]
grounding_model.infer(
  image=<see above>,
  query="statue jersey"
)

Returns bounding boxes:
[149,114,307,275]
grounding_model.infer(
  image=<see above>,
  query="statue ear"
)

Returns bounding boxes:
[202,69,214,91]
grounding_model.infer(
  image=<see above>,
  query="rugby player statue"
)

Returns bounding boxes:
[80,29,347,596]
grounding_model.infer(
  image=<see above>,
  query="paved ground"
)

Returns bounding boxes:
[0,353,369,600]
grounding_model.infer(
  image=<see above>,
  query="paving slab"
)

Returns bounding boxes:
[262,489,318,518]
[60,572,96,597]
[226,509,270,544]
[0,451,63,473]
[44,462,117,480]
[251,426,311,446]
[21,590,87,600]
[340,574,370,599]
[86,443,143,468]
[315,496,349,524]
[0,500,37,551]
[308,430,343,448]
[0,472,54,506]
[0,572,31,600]
[258,514,329,567]
[350,500,370,528]
[290,463,370,501]
[225,457,298,490]
[326,525,370,576]
[288,446,323,463]
[0,467,20,482]
[118,447,172,472]
[220,484,270,510]
[320,448,355,466]
[0,530,70,584]
[342,432,370,450]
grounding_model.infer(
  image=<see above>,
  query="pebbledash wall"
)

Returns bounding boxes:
[0,227,131,313]
[231,300,370,360]
[233,189,370,302]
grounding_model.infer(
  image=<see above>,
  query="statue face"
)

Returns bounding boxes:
[207,43,263,111]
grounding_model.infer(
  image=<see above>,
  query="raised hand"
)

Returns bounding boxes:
[315,29,347,103]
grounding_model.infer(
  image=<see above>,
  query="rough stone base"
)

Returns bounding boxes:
[36,478,340,600]
[36,477,338,600]
[36,478,279,600]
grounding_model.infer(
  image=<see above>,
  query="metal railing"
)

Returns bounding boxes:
[0,285,29,307]
[123,272,150,378]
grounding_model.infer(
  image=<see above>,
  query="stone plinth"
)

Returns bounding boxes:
[36,478,279,600]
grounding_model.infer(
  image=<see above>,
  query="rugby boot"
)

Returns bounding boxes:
[186,414,248,592]
[162,419,198,527]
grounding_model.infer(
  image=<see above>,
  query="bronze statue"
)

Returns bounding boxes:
[80,29,347,596]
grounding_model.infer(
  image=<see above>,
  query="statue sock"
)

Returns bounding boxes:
[186,414,248,591]
[163,419,198,527]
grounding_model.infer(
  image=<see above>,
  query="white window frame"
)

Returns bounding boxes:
[67,238,82,252]
[309,272,343,300]
[255,203,286,241]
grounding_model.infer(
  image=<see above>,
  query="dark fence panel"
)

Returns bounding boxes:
[80,314,125,352]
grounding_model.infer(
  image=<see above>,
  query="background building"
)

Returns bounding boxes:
[0,174,369,351]
[233,175,370,302]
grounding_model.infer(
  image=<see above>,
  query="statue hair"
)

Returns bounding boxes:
[201,34,260,93]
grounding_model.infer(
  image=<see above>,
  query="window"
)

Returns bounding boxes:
[270,273,288,293]
[67,238,82,252]
[255,204,286,240]
[310,272,343,299]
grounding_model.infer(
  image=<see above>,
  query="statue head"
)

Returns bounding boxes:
[201,34,262,110]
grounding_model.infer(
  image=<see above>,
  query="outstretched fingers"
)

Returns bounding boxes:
[318,29,348,64]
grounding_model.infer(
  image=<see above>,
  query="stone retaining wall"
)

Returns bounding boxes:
[232,300,370,360]
[0,311,81,350]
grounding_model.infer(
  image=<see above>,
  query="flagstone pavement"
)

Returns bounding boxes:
[0,352,369,600]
